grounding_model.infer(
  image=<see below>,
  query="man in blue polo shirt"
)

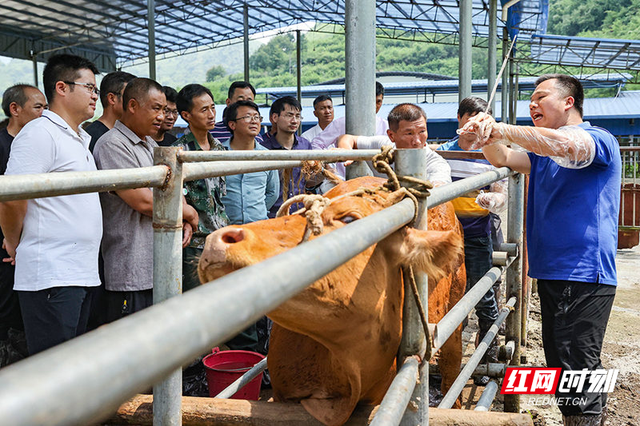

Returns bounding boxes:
[460,74,620,425]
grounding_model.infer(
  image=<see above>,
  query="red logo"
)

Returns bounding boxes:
[501,367,562,394]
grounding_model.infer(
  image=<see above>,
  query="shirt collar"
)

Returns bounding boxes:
[114,120,154,146]
[42,110,91,149]
[262,131,300,150]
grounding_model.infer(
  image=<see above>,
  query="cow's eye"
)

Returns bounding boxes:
[339,214,358,224]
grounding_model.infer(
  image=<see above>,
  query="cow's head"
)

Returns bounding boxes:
[199,176,462,287]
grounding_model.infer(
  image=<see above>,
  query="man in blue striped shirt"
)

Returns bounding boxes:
[210,81,264,145]
[437,97,505,385]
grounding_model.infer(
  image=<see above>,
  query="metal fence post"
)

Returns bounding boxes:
[503,172,524,413]
[153,147,183,425]
[395,148,429,426]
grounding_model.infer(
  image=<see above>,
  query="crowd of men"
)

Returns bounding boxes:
[0,53,619,425]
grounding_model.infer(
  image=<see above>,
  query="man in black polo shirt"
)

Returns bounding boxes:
[86,71,136,152]
[0,83,46,366]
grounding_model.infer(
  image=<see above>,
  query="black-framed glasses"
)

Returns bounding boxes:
[233,114,263,123]
[164,108,179,116]
[63,81,100,96]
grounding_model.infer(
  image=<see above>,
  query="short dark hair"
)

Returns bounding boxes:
[535,74,584,117]
[387,103,427,131]
[270,96,301,116]
[376,81,384,97]
[43,53,99,102]
[228,81,256,100]
[176,84,214,114]
[122,78,164,109]
[458,96,491,118]
[313,94,332,108]
[99,71,136,107]
[2,84,39,116]
[163,86,178,104]
[225,100,260,134]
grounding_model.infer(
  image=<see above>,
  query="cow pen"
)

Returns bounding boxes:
[0,147,530,426]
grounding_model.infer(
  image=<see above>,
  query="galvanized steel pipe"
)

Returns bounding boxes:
[395,148,430,426]
[504,172,525,413]
[214,357,268,399]
[152,148,183,425]
[178,149,380,163]
[438,297,517,409]
[475,379,500,411]
[0,197,415,426]
[370,356,420,426]
[0,166,168,202]
[431,267,503,355]
[183,161,302,181]
[426,167,513,209]
[430,362,506,379]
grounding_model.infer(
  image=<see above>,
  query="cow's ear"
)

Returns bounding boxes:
[397,228,464,282]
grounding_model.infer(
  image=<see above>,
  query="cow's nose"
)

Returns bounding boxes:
[200,227,246,268]
[219,227,245,244]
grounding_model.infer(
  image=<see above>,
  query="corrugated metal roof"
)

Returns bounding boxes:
[0,0,549,70]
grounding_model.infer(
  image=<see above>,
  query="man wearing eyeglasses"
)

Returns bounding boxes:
[221,100,279,226]
[217,99,278,353]
[0,54,103,355]
[86,71,136,152]
[261,96,320,217]
[154,86,179,147]
[94,78,199,323]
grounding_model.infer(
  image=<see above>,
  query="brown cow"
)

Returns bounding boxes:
[198,176,466,426]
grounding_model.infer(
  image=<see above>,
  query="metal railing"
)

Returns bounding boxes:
[0,148,525,426]
[620,147,640,231]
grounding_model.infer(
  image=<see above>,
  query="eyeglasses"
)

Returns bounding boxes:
[282,112,303,121]
[164,108,179,116]
[233,114,263,123]
[64,81,100,96]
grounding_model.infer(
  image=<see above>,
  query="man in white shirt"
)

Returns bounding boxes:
[301,95,334,142]
[0,53,103,355]
[312,82,389,179]
[337,103,451,186]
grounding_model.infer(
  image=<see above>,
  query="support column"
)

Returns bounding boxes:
[148,0,156,81]
[458,0,472,101]
[501,28,509,123]
[152,147,183,425]
[396,149,429,426]
[243,3,250,82]
[345,0,376,179]
[488,0,498,112]
[296,29,302,134]
[31,52,38,87]
[504,173,525,413]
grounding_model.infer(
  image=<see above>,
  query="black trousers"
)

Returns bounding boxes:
[17,286,93,355]
[104,289,153,323]
[0,262,22,340]
[538,279,615,416]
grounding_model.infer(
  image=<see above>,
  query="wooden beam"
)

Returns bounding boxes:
[109,394,533,426]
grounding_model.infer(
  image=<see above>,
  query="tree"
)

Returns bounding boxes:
[206,65,227,82]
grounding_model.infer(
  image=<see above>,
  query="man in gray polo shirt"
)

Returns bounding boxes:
[94,78,199,322]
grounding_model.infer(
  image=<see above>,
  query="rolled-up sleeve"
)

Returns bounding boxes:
[426,148,452,184]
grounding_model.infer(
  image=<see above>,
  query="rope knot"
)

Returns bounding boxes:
[276,194,331,243]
